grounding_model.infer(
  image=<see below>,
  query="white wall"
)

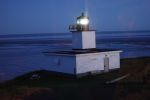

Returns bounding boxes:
[47,51,121,75]
[105,53,120,69]
[82,31,96,49]
[76,53,104,74]
[72,31,96,49]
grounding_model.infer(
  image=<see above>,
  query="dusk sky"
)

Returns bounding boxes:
[0,0,150,34]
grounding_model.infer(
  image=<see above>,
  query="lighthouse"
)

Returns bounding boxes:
[45,13,122,77]
[69,13,96,50]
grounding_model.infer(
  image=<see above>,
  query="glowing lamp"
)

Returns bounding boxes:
[77,16,89,26]
[69,12,90,32]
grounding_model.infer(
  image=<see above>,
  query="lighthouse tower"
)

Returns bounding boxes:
[45,13,122,77]
[69,13,96,50]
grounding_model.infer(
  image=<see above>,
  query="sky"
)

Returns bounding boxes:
[0,0,150,34]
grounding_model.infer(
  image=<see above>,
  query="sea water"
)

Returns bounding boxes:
[0,32,150,82]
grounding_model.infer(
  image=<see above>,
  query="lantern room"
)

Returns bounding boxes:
[69,13,90,32]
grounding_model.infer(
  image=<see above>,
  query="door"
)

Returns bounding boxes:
[104,56,109,72]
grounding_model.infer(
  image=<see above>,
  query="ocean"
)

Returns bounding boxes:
[0,31,150,82]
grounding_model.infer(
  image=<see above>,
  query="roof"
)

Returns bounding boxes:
[43,49,122,56]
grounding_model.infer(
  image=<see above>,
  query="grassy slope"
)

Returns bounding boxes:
[0,57,150,100]
[115,57,150,100]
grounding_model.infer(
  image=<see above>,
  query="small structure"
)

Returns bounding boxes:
[45,13,122,77]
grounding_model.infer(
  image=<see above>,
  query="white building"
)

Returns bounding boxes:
[45,13,122,77]
[45,31,122,77]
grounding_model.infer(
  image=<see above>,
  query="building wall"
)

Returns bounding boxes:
[82,31,96,49]
[47,51,121,75]
[72,31,96,49]
[105,53,120,70]
[76,53,104,74]
[72,33,83,49]
[46,55,76,74]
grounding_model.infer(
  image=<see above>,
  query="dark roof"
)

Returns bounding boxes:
[44,49,120,55]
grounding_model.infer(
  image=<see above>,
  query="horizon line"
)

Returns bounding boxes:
[0,30,150,36]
